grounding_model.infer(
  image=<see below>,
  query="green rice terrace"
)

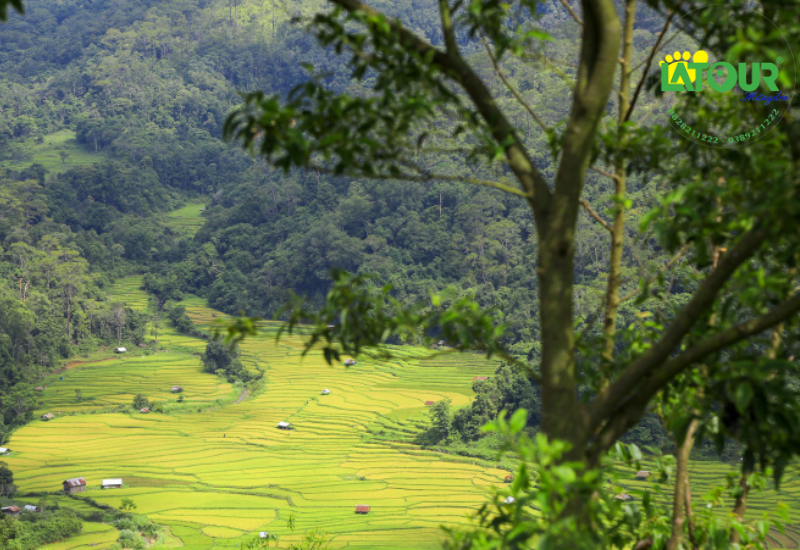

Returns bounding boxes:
[6,278,800,549]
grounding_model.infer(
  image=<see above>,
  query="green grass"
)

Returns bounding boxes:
[0,130,103,175]
[164,201,208,236]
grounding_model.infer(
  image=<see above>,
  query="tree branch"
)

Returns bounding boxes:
[589,165,620,181]
[591,224,768,426]
[437,0,458,55]
[624,0,685,122]
[579,199,612,232]
[559,0,584,27]
[325,0,553,218]
[591,289,800,455]
[479,28,548,132]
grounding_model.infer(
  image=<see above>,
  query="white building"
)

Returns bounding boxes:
[102,478,123,489]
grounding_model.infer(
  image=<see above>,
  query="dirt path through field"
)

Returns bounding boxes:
[234,388,249,404]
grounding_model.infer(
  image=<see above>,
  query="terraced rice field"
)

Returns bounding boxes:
[14,276,800,549]
[164,201,208,236]
[10,277,504,549]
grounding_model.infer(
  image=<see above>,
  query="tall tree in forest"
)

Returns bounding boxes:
[226,0,800,545]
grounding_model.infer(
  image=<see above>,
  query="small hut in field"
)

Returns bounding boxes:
[355,504,370,514]
[0,447,9,455]
[321,389,331,395]
[102,478,123,489]
[615,493,634,502]
[504,496,515,504]
[140,407,150,414]
[259,532,270,539]
[277,422,293,430]
[473,376,488,382]
[344,358,357,366]
[63,478,87,495]
[171,386,183,393]
[41,413,55,421]
[504,475,514,483]
[634,470,651,480]
[425,401,435,406]
[23,505,40,513]
[1,506,20,517]
[115,347,127,354]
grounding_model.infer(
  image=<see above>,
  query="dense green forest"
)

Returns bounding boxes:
[0,0,695,450]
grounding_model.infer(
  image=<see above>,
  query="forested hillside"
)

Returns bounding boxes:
[0,0,690,443]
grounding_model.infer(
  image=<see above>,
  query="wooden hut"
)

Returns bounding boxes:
[355,504,370,514]
[1,506,20,517]
[41,413,55,421]
[63,478,87,494]
[102,478,123,489]
[504,475,514,483]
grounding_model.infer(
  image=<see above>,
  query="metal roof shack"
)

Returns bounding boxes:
[102,478,123,489]
[355,504,370,514]
[35,386,43,391]
[277,422,293,430]
[425,401,435,406]
[473,376,488,382]
[504,475,514,483]
[321,389,331,395]
[23,505,40,513]
[171,386,183,393]
[140,408,150,413]
[344,359,357,366]
[1,506,20,517]
[635,470,651,479]
[41,413,55,421]
[259,532,270,539]
[504,496,516,504]
[0,447,9,455]
[115,347,127,353]
[63,478,87,494]
[615,493,634,502]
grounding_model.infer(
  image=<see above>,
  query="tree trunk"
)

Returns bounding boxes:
[666,418,698,550]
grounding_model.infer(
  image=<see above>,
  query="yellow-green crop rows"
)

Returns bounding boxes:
[10,278,505,550]
[164,201,208,237]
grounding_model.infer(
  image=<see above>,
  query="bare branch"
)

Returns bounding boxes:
[589,165,620,181]
[579,199,612,232]
[559,0,584,26]
[624,0,685,122]
[479,29,548,132]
